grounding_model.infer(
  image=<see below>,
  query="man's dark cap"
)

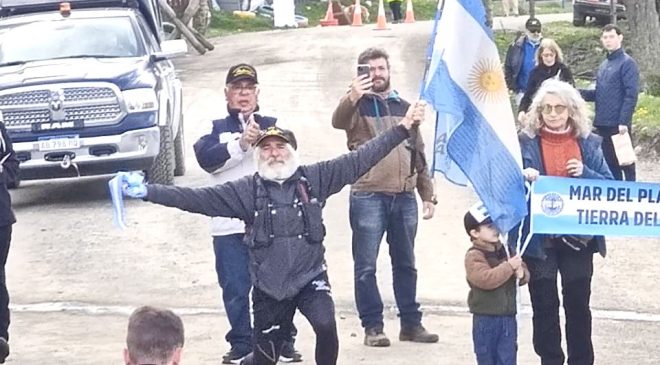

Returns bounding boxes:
[255,126,297,150]
[226,63,258,84]
[525,18,542,32]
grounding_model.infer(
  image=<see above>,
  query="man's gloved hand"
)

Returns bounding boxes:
[117,171,147,198]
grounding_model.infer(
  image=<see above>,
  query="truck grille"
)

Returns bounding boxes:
[0,90,51,106]
[0,83,125,129]
[63,87,116,102]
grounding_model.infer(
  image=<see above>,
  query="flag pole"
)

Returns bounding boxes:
[417,0,446,178]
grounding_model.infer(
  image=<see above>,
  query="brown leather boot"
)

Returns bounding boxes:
[399,325,439,343]
[364,328,391,347]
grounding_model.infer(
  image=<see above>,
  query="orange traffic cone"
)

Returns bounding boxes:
[374,0,389,30]
[320,0,338,26]
[351,0,363,26]
[404,0,415,23]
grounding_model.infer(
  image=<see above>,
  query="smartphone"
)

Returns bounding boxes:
[357,64,371,78]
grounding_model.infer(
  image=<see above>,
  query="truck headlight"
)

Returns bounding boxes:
[123,88,158,113]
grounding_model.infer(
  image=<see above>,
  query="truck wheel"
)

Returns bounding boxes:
[147,125,175,185]
[173,116,186,177]
[573,11,586,26]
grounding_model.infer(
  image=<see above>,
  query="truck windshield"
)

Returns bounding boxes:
[0,16,143,65]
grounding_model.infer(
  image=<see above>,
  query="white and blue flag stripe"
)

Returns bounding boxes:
[422,0,527,232]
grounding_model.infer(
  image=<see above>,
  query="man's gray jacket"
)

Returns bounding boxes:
[145,125,411,300]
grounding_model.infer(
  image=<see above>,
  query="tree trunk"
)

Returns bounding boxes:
[623,0,660,94]
[528,0,535,17]
[482,0,493,28]
[192,0,211,34]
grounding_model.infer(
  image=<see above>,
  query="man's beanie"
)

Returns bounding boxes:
[226,63,258,84]
[464,202,493,235]
[525,17,542,32]
[255,126,298,150]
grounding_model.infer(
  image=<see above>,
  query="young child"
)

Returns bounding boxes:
[464,203,529,365]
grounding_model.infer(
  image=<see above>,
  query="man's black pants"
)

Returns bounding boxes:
[0,225,11,340]
[594,126,636,181]
[241,272,338,365]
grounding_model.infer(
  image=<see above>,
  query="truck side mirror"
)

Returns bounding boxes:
[152,39,187,62]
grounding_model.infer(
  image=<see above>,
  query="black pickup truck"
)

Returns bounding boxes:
[573,0,625,26]
[0,0,187,185]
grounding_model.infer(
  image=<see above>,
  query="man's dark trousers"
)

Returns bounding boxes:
[241,273,338,365]
[0,225,11,340]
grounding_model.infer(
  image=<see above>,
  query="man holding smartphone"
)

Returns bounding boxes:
[193,64,302,364]
[332,47,438,347]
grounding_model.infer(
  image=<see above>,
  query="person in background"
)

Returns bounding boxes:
[518,38,574,122]
[332,47,438,348]
[387,0,403,23]
[579,24,640,181]
[505,18,543,107]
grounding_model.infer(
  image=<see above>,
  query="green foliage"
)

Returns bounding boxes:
[646,74,660,97]
[633,93,660,157]
[634,94,660,129]
[298,2,327,27]
[207,10,273,37]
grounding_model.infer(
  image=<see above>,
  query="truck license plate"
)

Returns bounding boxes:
[38,136,80,151]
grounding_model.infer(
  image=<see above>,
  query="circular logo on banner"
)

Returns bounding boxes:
[541,193,564,216]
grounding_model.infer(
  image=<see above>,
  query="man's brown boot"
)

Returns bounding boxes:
[364,328,391,347]
[399,325,439,343]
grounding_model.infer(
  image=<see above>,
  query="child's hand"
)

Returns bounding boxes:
[507,255,522,271]
[523,168,539,182]
[515,267,525,279]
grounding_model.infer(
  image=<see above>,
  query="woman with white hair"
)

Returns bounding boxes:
[513,79,612,365]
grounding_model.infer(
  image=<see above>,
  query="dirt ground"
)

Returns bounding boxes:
[5,13,660,364]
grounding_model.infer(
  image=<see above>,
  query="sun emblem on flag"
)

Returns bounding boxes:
[467,58,507,103]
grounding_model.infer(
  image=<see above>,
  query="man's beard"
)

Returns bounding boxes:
[256,148,300,182]
[372,77,390,93]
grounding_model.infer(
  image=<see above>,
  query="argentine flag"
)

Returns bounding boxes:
[421,0,527,233]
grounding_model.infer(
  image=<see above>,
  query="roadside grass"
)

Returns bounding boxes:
[633,94,660,156]
[206,10,273,38]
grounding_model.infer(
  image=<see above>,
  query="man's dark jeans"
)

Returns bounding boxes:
[349,191,421,331]
[242,272,338,365]
[214,233,252,353]
[594,126,636,181]
[472,315,517,365]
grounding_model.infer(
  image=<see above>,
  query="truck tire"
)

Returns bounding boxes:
[573,11,586,26]
[173,116,186,177]
[147,125,175,185]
